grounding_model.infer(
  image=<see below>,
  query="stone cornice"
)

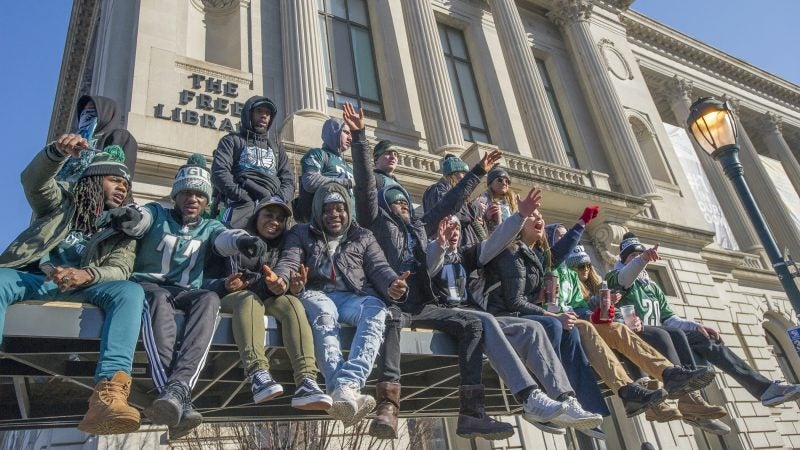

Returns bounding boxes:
[48,0,100,141]
[622,10,800,113]
[625,216,716,255]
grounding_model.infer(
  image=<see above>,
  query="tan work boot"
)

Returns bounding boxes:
[369,381,401,439]
[78,371,141,435]
[678,391,727,420]
[644,400,683,422]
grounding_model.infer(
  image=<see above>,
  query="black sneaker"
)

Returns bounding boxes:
[292,376,333,411]
[250,369,284,404]
[168,396,203,440]
[662,366,715,399]
[147,381,188,427]
[618,383,668,418]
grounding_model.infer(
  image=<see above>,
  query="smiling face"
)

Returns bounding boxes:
[256,205,288,240]
[174,191,208,221]
[102,175,129,209]
[375,151,398,174]
[322,202,348,235]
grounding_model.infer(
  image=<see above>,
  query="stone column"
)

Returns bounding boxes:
[662,77,765,256]
[549,0,658,199]
[400,0,465,154]
[728,98,800,258]
[280,0,328,119]
[758,112,800,199]
[486,0,570,165]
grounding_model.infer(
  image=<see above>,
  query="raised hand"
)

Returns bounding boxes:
[517,187,543,217]
[55,133,89,157]
[342,102,365,132]
[388,271,410,300]
[262,265,287,295]
[579,205,600,225]
[642,243,660,262]
[479,150,502,173]
[289,264,308,295]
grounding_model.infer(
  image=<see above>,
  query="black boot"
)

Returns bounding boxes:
[147,381,189,427]
[168,394,203,440]
[369,382,400,439]
[662,366,715,399]
[618,383,668,418]
[456,385,514,440]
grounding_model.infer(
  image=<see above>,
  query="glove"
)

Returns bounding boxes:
[579,205,600,225]
[236,235,269,259]
[107,205,143,234]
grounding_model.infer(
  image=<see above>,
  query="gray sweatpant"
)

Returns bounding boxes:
[456,309,573,398]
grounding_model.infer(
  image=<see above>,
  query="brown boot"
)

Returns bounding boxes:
[644,400,683,422]
[369,382,401,439]
[78,371,141,435]
[678,391,728,420]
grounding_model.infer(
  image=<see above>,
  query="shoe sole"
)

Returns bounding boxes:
[292,393,333,411]
[168,416,203,441]
[523,402,568,423]
[666,370,716,399]
[523,418,566,435]
[762,388,800,407]
[78,416,140,435]
[683,418,731,435]
[551,414,604,430]
[147,399,183,427]
[328,400,357,424]
[369,420,398,439]
[342,397,376,428]
[253,386,284,404]
[677,408,727,420]
[456,429,516,440]
[626,390,668,418]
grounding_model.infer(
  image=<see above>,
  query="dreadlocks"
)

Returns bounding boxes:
[71,175,131,235]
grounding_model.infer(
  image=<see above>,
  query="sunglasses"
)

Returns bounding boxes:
[575,263,591,270]
[494,178,510,185]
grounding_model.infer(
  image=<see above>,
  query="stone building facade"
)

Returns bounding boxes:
[39,0,800,449]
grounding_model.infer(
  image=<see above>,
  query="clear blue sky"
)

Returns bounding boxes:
[0,1,797,248]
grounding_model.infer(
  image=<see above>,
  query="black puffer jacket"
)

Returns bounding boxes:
[350,129,485,313]
[484,242,547,316]
[273,183,400,303]
[422,168,487,247]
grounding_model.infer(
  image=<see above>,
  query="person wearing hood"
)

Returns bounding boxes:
[293,117,355,223]
[57,95,138,183]
[105,154,269,439]
[272,182,409,428]
[0,139,143,436]
[483,206,716,421]
[423,154,487,247]
[347,103,565,440]
[607,233,800,409]
[473,167,517,234]
[371,140,401,191]
[211,95,294,228]
[204,196,332,412]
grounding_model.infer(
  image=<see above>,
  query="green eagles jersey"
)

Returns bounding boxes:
[301,147,354,189]
[131,203,226,288]
[555,264,589,312]
[606,269,675,326]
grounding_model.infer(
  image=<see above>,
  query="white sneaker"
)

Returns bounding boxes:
[342,392,376,428]
[329,383,359,423]
[522,389,568,424]
[760,381,800,407]
[551,397,604,429]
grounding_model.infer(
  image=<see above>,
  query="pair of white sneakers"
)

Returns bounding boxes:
[328,382,376,427]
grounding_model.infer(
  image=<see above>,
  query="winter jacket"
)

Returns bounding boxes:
[274,183,400,303]
[421,167,487,245]
[483,222,586,317]
[0,143,136,284]
[374,169,398,191]
[211,96,294,227]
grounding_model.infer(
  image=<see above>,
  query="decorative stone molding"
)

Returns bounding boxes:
[590,222,628,268]
[505,154,589,185]
[599,38,634,80]
[190,0,242,15]
[547,0,593,27]
[623,12,800,112]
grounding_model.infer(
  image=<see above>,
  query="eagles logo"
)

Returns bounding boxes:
[241,146,275,170]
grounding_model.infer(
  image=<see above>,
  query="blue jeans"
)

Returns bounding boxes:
[524,314,610,416]
[0,268,145,382]
[299,290,386,391]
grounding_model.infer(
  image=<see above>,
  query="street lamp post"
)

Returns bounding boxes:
[686,97,800,319]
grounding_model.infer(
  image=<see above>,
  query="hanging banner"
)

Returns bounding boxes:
[759,155,800,234]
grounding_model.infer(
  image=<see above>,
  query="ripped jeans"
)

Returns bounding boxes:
[299,290,387,392]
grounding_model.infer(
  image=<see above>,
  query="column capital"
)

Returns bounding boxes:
[548,0,594,28]
[760,111,784,134]
[590,221,628,269]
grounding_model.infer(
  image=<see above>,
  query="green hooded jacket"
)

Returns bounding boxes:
[0,144,136,284]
